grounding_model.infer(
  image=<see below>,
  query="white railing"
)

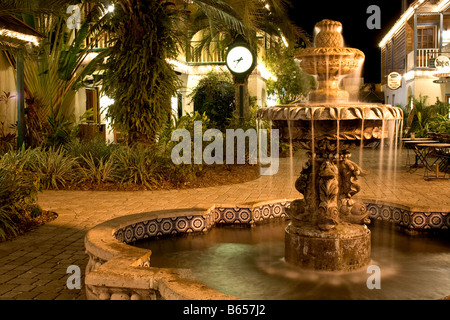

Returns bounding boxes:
[416,48,440,68]
[188,41,225,65]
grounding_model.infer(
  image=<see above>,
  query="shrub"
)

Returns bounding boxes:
[112,145,159,189]
[189,71,235,130]
[28,146,78,189]
[78,153,117,185]
[0,148,41,240]
[66,137,116,167]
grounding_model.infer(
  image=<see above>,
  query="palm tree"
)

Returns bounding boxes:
[1,0,111,146]
[100,0,186,145]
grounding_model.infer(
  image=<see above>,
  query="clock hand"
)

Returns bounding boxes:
[234,57,243,68]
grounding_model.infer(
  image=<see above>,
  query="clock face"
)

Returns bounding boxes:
[226,46,254,74]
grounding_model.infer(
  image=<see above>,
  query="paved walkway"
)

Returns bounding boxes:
[0,147,449,300]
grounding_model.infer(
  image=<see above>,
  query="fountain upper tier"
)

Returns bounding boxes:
[256,19,403,149]
[298,19,364,103]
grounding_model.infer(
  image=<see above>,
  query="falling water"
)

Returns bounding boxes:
[287,110,294,190]
[392,120,400,193]
[359,119,365,169]
[387,120,396,184]
[378,120,386,196]
[310,110,316,213]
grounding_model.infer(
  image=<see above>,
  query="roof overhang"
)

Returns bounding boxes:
[378,0,450,48]
[0,15,43,48]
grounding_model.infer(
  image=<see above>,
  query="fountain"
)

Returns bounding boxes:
[256,19,403,271]
[83,20,450,301]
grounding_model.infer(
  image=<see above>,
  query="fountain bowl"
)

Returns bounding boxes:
[257,103,403,151]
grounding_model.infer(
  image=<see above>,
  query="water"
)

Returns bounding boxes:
[135,221,450,300]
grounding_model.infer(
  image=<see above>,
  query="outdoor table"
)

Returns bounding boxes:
[415,143,450,180]
[403,140,439,171]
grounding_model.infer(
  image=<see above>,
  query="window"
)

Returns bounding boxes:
[85,87,100,123]
[417,26,436,49]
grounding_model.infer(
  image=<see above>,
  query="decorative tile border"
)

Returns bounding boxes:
[113,200,449,245]
[366,201,449,231]
[114,201,290,244]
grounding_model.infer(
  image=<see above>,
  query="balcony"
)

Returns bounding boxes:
[407,48,440,70]
[187,41,225,65]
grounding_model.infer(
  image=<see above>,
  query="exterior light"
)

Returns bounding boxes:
[0,29,40,46]
[379,0,426,48]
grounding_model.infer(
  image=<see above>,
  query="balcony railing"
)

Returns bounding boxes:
[187,41,225,65]
[416,48,440,68]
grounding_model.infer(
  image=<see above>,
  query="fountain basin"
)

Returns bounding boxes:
[84,200,450,300]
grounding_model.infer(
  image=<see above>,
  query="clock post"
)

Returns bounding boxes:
[225,36,257,120]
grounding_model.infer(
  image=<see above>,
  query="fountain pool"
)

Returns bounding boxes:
[134,220,450,300]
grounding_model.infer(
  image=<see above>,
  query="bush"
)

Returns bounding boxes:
[189,71,235,130]
[78,153,117,185]
[28,146,78,189]
[0,148,41,240]
[112,145,159,189]
[66,137,117,167]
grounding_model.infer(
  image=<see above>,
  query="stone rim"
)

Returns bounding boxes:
[256,104,404,121]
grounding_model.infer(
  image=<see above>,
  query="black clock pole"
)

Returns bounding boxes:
[239,83,244,120]
[225,36,256,122]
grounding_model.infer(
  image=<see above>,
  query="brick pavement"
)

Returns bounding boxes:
[0,147,449,300]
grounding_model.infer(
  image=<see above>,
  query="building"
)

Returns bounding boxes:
[0,1,276,144]
[380,0,450,107]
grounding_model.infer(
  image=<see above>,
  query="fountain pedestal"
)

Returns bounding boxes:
[285,223,371,272]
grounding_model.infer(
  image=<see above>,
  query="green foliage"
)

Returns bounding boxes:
[0,91,16,153]
[28,146,78,189]
[12,2,109,147]
[405,95,450,137]
[0,147,41,240]
[112,145,160,189]
[428,114,450,134]
[156,112,210,184]
[265,45,315,104]
[101,0,183,143]
[65,137,116,166]
[42,113,73,147]
[78,153,117,185]
[189,71,235,130]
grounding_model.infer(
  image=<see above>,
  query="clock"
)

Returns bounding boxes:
[225,41,256,79]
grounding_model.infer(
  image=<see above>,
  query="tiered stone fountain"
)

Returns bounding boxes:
[257,19,403,272]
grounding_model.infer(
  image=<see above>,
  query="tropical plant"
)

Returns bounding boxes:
[78,153,117,185]
[66,137,116,164]
[0,91,17,151]
[28,146,78,189]
[265,45,315,104]
[112,145,160,189]
[2,1,111,147]
[189,70,235,130]
[100,0,184,145]
[0,147,41,241]
[404,95,450,137]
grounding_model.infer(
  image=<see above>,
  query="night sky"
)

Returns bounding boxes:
[289,0,404,83]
